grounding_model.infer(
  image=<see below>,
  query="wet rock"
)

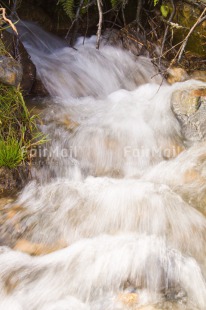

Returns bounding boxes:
[0,166,29,196]
[105,22,148,56]
[190,70,206,83]
[163,1,206,58]
[17,2,53,32]
[118,292,138,306]
[171,87,206,141]
[0,56,22,87]
[167,67,206,84]
[2,31,36,94]
[31,78,49,97]
[0,167,19,195]
[59,114,79,132]
[167,67,189,84]
[14,239,67,256]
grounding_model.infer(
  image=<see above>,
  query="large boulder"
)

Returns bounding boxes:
[171,87,206,141]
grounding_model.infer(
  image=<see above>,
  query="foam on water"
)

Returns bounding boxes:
[7,177,206,266]
[1,22,206,309]
[0,235,206,309]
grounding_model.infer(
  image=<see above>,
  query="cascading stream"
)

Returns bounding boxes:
[1,21,206,310]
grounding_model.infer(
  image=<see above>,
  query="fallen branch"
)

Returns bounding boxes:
[0,7,18,34]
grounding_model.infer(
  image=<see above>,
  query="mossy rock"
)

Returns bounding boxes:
[163,1,206,57]
[0,56,22,87]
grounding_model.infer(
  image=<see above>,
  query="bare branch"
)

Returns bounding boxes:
[136,0,142,27]
[0,7,18,34]
[65,0,85,46]
[96,0,103,49]
[158,0,175,68]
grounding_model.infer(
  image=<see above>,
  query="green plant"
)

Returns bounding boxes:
[160,4,170,18]
[0,137,25,168]
[154,0,159,6]
[57,0,75,20]
[0,84,46,168]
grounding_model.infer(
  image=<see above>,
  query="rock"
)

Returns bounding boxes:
[31,78,49,97]
[164,1,206,58]
[167,67,189,84]
[14,239,67,256]
[17,2,53,32]
[105,22,148,57]
[118,292,139,306]
[2,31,36,94]
[0,167,18,195]
[59,115,79,132]
[183,169,204,184]
[0,166,29,196]
[0,56,22,87]
[167,67,206,84]
[190,70,206,83]
[171,87,206,141]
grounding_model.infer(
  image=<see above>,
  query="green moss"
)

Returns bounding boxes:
[162,1,206,57]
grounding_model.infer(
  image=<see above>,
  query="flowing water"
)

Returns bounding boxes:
[1,22,206,309]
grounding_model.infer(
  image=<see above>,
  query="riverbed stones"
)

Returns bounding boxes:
[171,87,206,141]
[0,56,22,87]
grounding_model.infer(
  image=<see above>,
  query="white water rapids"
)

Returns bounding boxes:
[1,22,206,309]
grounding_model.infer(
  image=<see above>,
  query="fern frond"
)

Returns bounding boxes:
[58,0,75,20]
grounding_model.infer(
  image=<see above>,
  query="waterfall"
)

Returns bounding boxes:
[1,21,206,310]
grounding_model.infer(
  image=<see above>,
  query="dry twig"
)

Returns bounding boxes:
[158,0,175,68]
[0,8,18,34]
